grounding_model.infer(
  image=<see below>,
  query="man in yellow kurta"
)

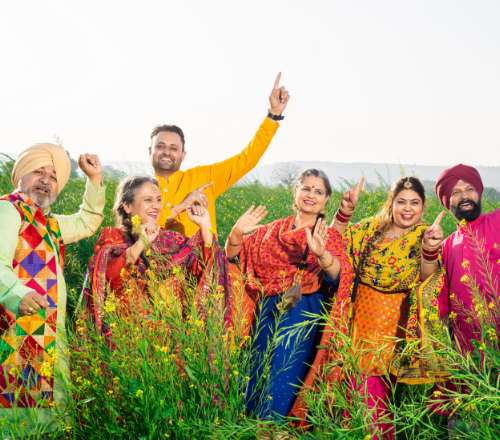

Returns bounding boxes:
[0,144,105,435]
[151,73,290,236]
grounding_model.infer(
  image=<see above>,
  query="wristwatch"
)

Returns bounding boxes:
[267,111,285,121]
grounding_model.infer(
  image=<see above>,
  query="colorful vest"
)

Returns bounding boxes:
[0,192,64,408]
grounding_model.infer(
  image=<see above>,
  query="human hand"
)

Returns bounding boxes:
[339,177,365,216]
[19,291,49,316]
[187,204,211,230]
[305,218,329,258]
[268,72,290,116]
[78,154,103,184]
[233,205,268,237]
[422,211,445,251]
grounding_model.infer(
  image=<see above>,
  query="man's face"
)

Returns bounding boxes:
[149,131,186,174]
[19,165,58,209]
[449,179,481,222]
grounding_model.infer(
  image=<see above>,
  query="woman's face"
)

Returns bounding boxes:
[391,189,424,229]
[124,181,162,224]
[294,175,329,216]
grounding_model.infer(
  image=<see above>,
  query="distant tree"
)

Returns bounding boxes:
[272,163,300,187]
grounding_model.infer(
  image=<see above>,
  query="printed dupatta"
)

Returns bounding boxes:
[345,217,449,383]
[0,192,64,408]
[81,227,232,341]
[239,216,353,298]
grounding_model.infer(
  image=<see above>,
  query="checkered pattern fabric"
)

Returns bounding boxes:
[0,192,64,408]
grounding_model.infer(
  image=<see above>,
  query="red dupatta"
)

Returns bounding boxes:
[82,227,232,340]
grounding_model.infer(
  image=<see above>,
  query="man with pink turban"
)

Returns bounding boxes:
[0,143,105,433]
[435,163,499,354]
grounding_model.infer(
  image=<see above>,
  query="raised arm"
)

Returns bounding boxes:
[209,73,290,197]
[55,154,105,244]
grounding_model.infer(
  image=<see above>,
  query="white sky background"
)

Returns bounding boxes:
[1,0,499,169]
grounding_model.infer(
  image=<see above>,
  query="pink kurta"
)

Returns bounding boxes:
[439,209,499,353]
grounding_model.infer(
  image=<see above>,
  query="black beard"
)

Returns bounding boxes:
[451,199,482,222]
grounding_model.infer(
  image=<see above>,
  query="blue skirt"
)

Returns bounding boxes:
[245,290,326,420]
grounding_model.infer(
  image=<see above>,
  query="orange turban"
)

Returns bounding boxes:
[12,143,71,195]
[434,164,483,209]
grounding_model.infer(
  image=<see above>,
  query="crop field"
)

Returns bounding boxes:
[0,163,498,439]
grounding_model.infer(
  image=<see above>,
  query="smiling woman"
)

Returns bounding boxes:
[82,175,232,340]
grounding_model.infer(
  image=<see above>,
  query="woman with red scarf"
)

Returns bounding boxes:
[226,169,353,420]
[83,176,231,339]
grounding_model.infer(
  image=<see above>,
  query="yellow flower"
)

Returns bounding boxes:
[460,274,470,284]
[450,292,456,300]
[461,259,470,269]
[459,219,467,227]
[159,346,169,353]
[488,302,495,310]
[454,397,462,405]
[39,361,53,379]
[135,389,144,398]
[103,300,116,314]
[486,328,497,342]
[194,319,204,328]
[449,311,457,320]
[432,390,442,398]
[478,342,486,351]
[131,214,141,229]
[232,370,239,377]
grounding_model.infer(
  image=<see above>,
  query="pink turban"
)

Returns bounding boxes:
[12,143,71,195]
[434,164,483,209]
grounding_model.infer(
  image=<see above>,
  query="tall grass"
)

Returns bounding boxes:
[0,158,498,438]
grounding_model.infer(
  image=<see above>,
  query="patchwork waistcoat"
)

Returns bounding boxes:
[0,192,64,408]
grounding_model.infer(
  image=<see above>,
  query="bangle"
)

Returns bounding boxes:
[422,247,440,261]
[335,209,351,223]
[267,111,284,121]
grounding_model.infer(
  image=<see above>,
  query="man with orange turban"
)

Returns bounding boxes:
[0,143,105,433]
[435,163,499,354]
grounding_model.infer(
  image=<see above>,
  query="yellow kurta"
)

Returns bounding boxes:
[157,117,279,237]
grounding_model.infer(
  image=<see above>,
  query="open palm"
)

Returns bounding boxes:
[234,205,268,235]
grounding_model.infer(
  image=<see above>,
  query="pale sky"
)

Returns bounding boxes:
[1,0,499,169]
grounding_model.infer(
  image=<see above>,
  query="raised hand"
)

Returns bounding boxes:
[233,205,268,236]
[340,176,365,215]
[179,182,213,212]
[19,291,49,316]
[187,204,211,230]
[305,218,329,258]
[268,72,290,116]
[140,221,160,246]
[78,154,103,184]
[422,211,445,251]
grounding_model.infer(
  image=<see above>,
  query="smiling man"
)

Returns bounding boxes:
[0,143,105,433]
[149,73,290,237]
[435,163,499,354]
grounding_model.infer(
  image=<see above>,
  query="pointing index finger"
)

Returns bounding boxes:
[196,182,213,193]
[432,211,446,227]
[273,72,282,89]
[356,176,365,194]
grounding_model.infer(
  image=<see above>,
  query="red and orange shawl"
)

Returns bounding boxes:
[82,227,232,340]
[236,216,354,422]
